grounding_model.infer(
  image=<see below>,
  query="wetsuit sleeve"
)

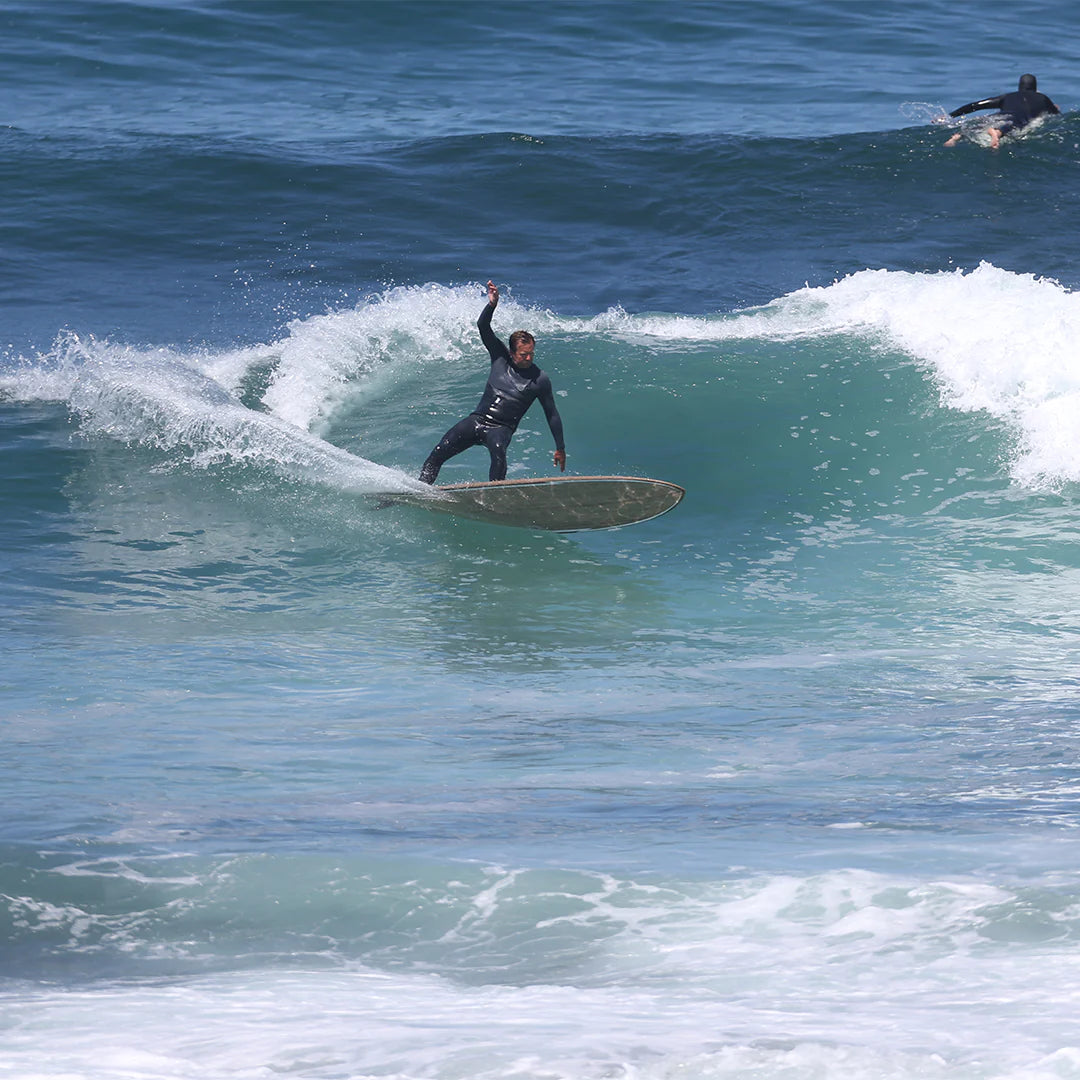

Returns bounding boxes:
[477,302,510,363]
[949,96,1004,118]
[537,377,565,451]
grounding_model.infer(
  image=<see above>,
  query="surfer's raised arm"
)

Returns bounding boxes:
[477,282,507,363]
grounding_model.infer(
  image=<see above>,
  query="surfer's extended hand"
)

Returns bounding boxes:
[553,449,566,471]
[487,280,499,307]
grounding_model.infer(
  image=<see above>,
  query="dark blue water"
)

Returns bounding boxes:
[4,3,1080,1077]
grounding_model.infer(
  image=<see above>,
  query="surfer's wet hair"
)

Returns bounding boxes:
[508,330,535,353]
[1019,73,1037,91]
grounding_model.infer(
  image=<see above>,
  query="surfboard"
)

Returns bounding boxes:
[385,475,685,532]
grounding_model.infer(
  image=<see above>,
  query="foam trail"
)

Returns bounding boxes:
[0,332,426,496]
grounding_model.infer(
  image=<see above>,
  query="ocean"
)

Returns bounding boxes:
[4,2,1080,1077]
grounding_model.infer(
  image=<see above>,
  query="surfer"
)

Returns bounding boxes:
[944,74,1059,148]
[419,281,566,484]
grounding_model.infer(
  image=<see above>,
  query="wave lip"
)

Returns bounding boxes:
[7,264,1080,503]
[594,263,1080,491]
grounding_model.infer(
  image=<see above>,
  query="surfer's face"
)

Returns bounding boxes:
[510,341,534,368]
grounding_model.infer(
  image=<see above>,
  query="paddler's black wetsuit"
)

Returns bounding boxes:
[949,74,1059,135]
[419,302,565,484]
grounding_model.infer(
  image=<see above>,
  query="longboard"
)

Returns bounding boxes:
[386,475,684,532]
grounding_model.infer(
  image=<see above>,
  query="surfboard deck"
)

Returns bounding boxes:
[384,475,685,532]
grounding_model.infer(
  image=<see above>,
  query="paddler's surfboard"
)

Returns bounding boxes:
[387,475,684,532]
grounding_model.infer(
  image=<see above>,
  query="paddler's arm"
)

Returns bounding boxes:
[949,96,1003,118]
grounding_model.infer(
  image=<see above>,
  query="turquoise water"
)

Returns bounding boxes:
[4,3,1080,1078]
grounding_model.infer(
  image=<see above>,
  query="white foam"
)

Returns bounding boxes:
[0,941,1075,1080]
[0,331,424,495]
[5,864,1080,1078]
[252,283,485,431]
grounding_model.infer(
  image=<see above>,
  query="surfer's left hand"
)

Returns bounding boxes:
[553,450,566,472]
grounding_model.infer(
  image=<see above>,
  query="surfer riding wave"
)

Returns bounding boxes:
[419,280,566,484]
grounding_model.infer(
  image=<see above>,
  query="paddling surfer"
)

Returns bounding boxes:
[419,280,566,484]
[944,74,1059,148]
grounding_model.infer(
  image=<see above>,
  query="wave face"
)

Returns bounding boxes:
[5,3,1080,1078]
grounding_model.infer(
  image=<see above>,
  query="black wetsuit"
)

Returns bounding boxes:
[419,303,565,484]
[950,81,1059,135]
